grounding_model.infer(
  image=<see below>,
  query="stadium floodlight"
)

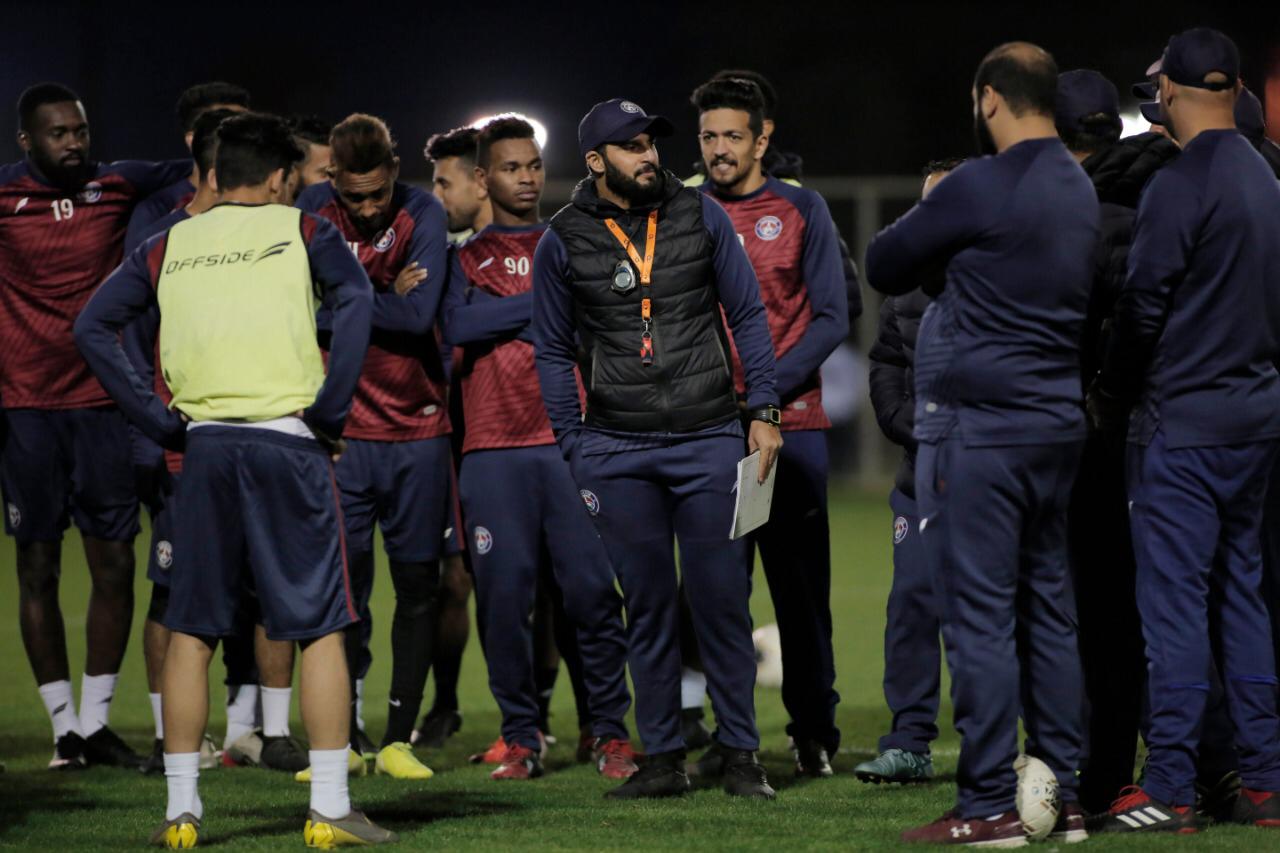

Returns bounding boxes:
[1120,109,1150,138]
[470,112,548,149]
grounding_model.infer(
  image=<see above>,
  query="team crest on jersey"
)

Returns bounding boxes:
[620,101,642,114]
[373,227,396,253]
[893,516,908,544]
[6,503,20,528]
[156,540,173,570]
[754,215,783,241]
[580,489,600,517]
[78,182,102,204]
[474,526,493,555]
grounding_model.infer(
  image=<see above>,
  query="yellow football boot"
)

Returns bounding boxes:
[304,809,397,848]
[374,742,434,780]
[149,813,200,848]
[294,748,368,783]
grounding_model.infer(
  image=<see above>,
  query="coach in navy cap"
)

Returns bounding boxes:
[533,99,783,800]
[1089,26,1280,833]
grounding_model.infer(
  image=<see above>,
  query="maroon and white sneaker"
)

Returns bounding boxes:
[594,738,642,780]
[490,743,544,780]
[901,811,1027,847]
[1233,787,1280,828]
[1092,786,1197,834]
[1048,802,1088,843]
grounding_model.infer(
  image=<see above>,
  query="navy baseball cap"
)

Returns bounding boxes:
[1055,70,1120,133]
[578,98,673,157]
[1146,27,1240,91]
[1138,83,1260,129]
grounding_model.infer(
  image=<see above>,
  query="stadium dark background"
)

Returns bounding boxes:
[4,1,1277,182]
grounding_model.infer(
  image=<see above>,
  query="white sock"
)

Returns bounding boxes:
[38,680,83,741]
[261,686,292,738]
[224,683,259,747]
[355,679,366,731]
[308,748,351,818]
[164,752,203,820]
[680,668,708,710]
[78,673,118,736]
[150,693,165,739]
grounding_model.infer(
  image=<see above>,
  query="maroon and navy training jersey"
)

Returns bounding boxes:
[448,224,579,453]
[702,176,849,431]
[0,157,190,410]
[297,181,451,442]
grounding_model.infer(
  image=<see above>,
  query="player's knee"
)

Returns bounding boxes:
[390,560,441,617]
[16,555,60,599]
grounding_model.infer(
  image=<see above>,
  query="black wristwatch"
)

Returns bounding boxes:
[749,404,782,427]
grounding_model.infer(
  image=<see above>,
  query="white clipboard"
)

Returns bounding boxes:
[730,450,777,539]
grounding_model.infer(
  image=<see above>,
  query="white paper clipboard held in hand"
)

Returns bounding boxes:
[730,450,777,539]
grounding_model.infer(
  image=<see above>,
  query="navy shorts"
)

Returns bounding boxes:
[335,436,453,561]
[0,407,140,545]
[164,426,357,642]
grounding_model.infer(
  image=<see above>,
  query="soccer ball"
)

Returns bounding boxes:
[753,623,783,688]
[1015,754,1061,841]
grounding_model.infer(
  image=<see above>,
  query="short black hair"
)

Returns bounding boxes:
[1058,112,1122,154]
[690,77,766,137]
[329,113,396,173]
[214,112,303,191]
[922,157,967,177]
[711,69,778,119]
[176,82,250,133]
[425,126,479,164]
[974,43,1058,118]
[476,116,536,169]
[191,107,238,179]
[17,82,81,131]
[289,115,332,148]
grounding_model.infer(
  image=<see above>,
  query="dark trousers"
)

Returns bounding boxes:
[573,434,757,754]
[1068,433,1145,813]
[754,430,841,752]
[878,488,942,754]
[462,445,630,751]
[1127,430,1280,806]
[917,438,1084,817]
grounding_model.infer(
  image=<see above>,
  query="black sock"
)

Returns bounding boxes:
[534,665,559,733]
[343,552,375,752]
[382,559,439,746]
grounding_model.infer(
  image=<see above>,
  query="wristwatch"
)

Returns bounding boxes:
[749,404,782,427]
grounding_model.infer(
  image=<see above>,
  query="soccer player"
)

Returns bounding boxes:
[427,126,492,238]
[1088,28,1280,833]
[0,83,191,769]
[443,116,637,781]
[292,116,334,189]
[124,82,250,249]
[867,44,1097,845]
[297,113,449,780]
[533,98,781,800]
[860,158,963,787]
[75,111,394,848]
[124,107,310,775]
[690,78,848,778]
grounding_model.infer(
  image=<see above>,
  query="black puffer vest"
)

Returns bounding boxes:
[548,171,738,432]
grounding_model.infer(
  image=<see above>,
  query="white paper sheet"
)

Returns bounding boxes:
[730,450,777,539]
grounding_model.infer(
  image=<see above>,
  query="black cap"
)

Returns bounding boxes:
[1138,82,1260,131]
[577,98,673,157]
[1132,80,1156,100]
[1055,70,1120,133]
[1139,100,1162,125]
[1146,27,1240,91]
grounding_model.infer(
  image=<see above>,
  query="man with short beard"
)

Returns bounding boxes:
[533,98,782,801]
[868,43,1097,845]
[0,82,191,770]
[427,126,492,239]
[691,77,848,779]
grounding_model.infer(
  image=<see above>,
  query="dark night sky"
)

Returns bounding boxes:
[3,1,1277,181]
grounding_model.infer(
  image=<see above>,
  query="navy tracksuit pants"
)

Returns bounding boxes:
[754,430,841,752]
[917,438,1084,817]
[461,445,630,752]
[1127,430,1280,806]
[572,433,758,755]
[878,488,942,754]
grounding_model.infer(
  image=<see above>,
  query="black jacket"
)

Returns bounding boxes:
[547,171,740,433]
[868,287,932,498]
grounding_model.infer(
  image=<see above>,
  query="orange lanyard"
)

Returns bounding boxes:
[604,210,659,365]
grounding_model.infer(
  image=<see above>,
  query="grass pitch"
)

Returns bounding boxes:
[0,488,1263,849]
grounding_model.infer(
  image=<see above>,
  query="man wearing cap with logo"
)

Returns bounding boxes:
[532,98,782,801]
[1089,27,1280,834]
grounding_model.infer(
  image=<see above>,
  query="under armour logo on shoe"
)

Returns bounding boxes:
[951,825,972,838]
